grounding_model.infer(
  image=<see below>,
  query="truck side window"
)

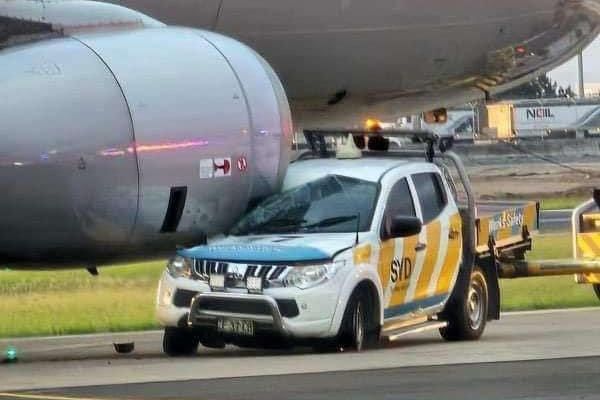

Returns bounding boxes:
[381,178,416,238]
[412,172,448,224]
[385,178,416,218]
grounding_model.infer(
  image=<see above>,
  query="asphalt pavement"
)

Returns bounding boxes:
[539,209,572,232]
[2,308,600,399]
[20,356,600,400]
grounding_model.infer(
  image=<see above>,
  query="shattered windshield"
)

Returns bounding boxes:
[230,175,379,235]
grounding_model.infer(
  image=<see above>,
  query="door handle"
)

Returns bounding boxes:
[415,243,427,252]
[449,229,460,240]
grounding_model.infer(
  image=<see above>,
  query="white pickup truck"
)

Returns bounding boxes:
[156,133,539,356]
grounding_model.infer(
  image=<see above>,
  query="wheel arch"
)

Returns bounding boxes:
[476,256,501,321]
[353,279,382,330]
[328,267,384,338]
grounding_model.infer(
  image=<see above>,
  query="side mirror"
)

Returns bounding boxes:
[382,215,423,240]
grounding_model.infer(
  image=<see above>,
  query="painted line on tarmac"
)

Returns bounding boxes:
[503,307,600,316]
[0,342,122,354]
[0,394,112,400]
[0,331,160,343]
[536,232,571,237]
[540,218,570,223]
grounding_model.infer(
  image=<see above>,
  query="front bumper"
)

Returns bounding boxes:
[186,291,338,339]
[189,292,289,335]
[157,271,343,339]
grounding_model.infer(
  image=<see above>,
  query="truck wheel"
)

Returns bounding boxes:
[338,289,379,352]
[594,284,600,301]
[162,327,200,356]
[439,267,488,341]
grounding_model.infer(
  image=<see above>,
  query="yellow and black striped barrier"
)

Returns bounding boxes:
[575,232,600,284]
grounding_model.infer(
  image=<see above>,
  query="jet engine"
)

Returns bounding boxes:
[0,25,292,267]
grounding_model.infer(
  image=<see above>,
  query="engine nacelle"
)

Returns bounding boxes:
[0,27,292,266]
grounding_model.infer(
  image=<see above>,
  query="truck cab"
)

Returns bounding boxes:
[157,158,474,354]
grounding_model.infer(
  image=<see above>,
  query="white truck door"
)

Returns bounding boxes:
[409,172,462,305]
[378,177,420,319]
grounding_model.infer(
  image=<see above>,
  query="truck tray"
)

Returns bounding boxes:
[474,201,539,253]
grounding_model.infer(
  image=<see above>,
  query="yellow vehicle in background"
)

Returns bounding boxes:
[573,192,600,300]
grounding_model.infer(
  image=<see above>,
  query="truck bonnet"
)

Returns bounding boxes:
[177,234,356,264]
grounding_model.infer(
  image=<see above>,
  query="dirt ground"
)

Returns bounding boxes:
[467,161,600,200]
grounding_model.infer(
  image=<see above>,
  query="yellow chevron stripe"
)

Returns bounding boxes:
[415,220,441,300]
[578,236,594,259]
[584,233,600,253]
[354,244,372,265]
[580,273,600,284]
[377,240,394,289]
[390,235,418,307]
[436,213,462,295]
[578,233,600,259]
[575,234,600,289]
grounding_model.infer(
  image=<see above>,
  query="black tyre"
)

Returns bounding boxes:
[439,267,488,341]
[594,284,600,301]
[162,327,200,356]
[337,289,380,352]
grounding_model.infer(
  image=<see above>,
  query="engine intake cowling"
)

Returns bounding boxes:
[0,27,292,266]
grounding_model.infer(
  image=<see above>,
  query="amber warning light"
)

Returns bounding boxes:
[364,118,383,132]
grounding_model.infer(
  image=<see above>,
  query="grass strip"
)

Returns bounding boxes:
[1,233,598,338]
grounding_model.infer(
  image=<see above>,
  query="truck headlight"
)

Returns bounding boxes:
[284,261,345,290]
[167,255,193,279]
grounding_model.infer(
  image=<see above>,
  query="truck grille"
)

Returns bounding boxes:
[200,297,273,315]
[192,260,289,287]
[193,296,299,318]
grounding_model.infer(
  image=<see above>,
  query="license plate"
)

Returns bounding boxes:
[217,318,255,336]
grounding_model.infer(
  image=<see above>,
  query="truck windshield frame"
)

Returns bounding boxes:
[230,175,379,236]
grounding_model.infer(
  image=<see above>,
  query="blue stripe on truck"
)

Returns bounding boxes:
[178,244,332,263]
[384,294,448,319]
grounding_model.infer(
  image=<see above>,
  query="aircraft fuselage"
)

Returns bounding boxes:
[1,0,599,268]
[116,0,600,125]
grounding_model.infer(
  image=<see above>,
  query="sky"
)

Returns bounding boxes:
[549,37,600,89]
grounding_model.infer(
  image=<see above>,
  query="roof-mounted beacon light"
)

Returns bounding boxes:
[365,118,383,132]
[336,134,362,159]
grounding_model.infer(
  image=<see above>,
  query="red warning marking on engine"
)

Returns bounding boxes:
[237,156,248,172]
[214,158,231,176]
[200,157,232,179]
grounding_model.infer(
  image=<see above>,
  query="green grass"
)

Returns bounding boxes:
[0,261,165,338]
[539,197,588,210]
[527,233,573,260]
[1,234,598,338]
[500,233,599,311]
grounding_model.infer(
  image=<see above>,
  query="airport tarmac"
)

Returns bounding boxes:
[1,308,600,399]
[6,357,599,400]
[539,209,572,232]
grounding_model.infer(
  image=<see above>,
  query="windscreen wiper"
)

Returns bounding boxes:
[301,215,358,229]
[242,217,307,235]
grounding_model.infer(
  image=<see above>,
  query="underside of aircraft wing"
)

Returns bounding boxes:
[0,0,163,46]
